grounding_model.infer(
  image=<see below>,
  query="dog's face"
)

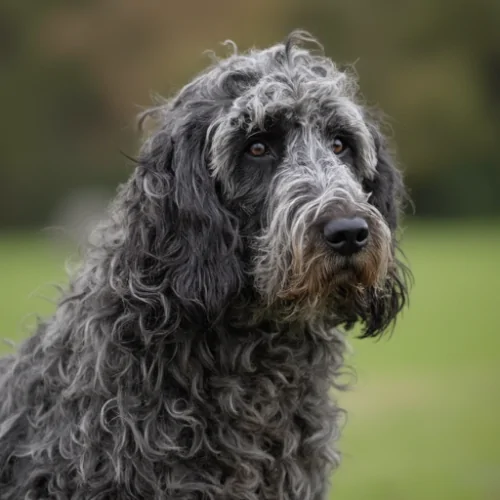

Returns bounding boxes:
[135,32,409,336]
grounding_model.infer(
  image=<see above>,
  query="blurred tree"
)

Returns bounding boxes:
[0,0,285,228]
[0,0,499,227]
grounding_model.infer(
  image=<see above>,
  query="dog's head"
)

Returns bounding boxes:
[128,31,410,336]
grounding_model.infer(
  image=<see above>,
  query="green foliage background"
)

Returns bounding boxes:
[1,0,500,227]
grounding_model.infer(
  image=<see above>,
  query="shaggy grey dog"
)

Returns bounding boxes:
[0,32,410,499]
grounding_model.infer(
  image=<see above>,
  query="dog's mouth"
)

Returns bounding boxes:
[334,254,383,286]
[274,230,392,305]
[253,208,393,311]
[274,255,373,304]
[331,262,363,285]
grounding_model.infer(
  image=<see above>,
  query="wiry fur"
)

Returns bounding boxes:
[0,32,410,499]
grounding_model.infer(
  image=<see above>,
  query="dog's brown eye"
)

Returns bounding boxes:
[247,142,268,157]
[333,138,345,155]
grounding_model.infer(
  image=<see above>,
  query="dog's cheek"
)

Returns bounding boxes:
[228,160,275,212]
[364,166,401,231]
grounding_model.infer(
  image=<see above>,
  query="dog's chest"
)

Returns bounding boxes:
[200,368,337,500]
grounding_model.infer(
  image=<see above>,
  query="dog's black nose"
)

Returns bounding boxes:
[323,217,369,256]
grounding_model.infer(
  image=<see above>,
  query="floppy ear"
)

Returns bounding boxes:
[358,129,412,338]
[363,130,405,232]
[120,109,243,325]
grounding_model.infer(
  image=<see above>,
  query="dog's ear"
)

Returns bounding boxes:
[363,129,405,232]
[121,108,243,325]
[358,128,411,338]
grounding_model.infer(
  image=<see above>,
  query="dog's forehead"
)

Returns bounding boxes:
[213,46,358,121]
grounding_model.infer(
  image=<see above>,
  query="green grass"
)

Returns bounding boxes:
[0,222,499,499]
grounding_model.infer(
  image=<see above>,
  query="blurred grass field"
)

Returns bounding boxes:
[0,222,499,499]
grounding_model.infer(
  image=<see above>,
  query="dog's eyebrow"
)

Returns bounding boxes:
[222,102,295,139]
[320,101,377,173]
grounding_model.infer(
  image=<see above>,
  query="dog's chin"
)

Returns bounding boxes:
[332,257,384,290]
[277,253,386,305]
[330,266,366,289]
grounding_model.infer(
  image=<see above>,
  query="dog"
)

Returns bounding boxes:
[0,31,410,499]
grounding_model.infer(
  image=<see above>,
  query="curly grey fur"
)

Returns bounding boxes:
[0,32,410,499]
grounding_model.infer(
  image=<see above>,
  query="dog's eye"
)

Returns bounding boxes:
[247,141,268,157]
[333,137,346,155]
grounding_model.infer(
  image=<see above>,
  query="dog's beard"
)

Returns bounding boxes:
[253,207,393,321]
